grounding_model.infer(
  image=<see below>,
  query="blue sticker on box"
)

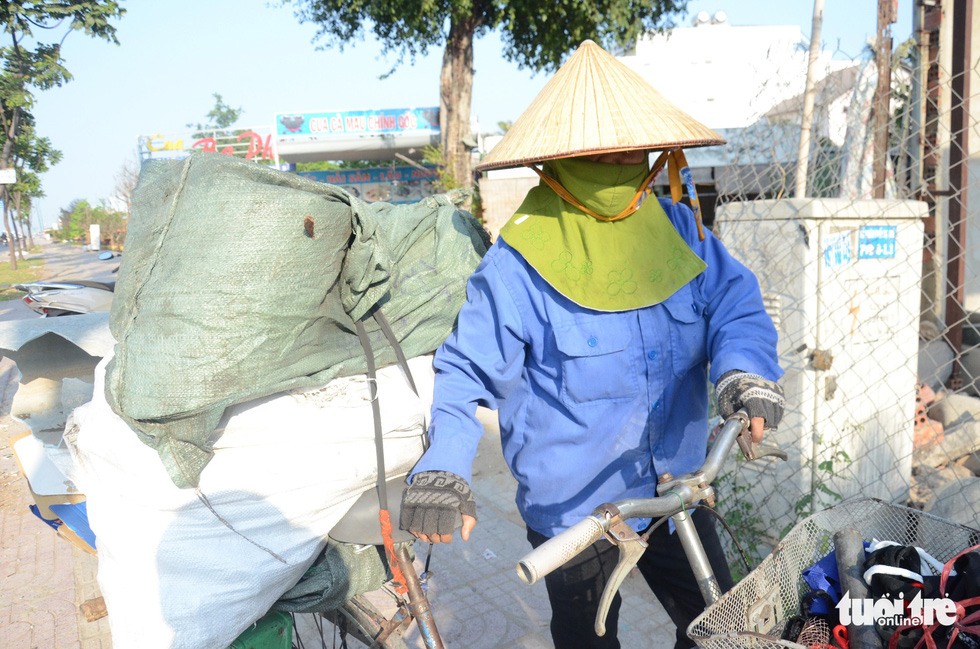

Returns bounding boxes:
[823,231,852,268]
[858,226,897,259]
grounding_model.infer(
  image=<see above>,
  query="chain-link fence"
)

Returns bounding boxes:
[686,4,980,571]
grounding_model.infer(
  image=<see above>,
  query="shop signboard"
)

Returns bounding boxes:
[137,127,284,167]
[276,107,439,139]
[298,165,439,204]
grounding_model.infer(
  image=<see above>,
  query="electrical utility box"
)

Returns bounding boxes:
[714,199,926,533]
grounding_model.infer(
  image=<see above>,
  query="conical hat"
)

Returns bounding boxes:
[476,40,725,172]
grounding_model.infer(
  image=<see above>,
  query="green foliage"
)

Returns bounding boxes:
[187,92,244,134]
[421,144,462,192]
[716,428,854,579]
[289,0,688,74]
[54,198,126,248]
[0,255,43,300]
[779,433,853,537]
[0,1,123,261]
[288,0,689,190]
[0,1,124,113]
[295,160,377,171]
[715,460,771,581]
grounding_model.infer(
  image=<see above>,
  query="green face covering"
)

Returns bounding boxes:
[499,157,707,312]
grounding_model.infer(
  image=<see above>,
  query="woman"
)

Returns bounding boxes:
[400,40,784,649]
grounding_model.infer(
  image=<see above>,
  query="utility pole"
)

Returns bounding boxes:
[794,0,825,199]
[945,0,973,389]
[872,0,897,198]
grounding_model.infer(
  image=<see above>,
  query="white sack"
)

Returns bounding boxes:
[65,353,434,649]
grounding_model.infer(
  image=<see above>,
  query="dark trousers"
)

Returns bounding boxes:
[526,508,734,649]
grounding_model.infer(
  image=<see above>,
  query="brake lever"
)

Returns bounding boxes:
[736,421,788,462]
[594,518,647,637]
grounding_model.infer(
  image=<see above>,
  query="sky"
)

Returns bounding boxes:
[25,0,913,228]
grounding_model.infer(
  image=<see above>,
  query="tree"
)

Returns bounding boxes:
[288,0,689,193]
[187,92,244,133]
[113,153,140,216]
[185,92,262,159]
[54,198,125,248]
[10,123,62,249]
[0,1,124,267]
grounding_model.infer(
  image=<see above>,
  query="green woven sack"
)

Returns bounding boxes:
[106,153,489,488]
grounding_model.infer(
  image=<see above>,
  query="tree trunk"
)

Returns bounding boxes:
[2,191,17,270]
[0,107,19,171]
[15,191,32,250]
[10,205,22,258]
[439,14,478,193]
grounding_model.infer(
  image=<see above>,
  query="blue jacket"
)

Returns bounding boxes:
[410,199,783,536]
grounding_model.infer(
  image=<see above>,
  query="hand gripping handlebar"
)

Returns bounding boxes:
[515,409,787,636]
[517,516,606,585]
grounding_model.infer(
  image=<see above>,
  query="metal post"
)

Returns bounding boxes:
[945,0,972,388]
[908,1,926,197]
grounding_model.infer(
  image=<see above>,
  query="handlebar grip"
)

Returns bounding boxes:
[516,516,606,585]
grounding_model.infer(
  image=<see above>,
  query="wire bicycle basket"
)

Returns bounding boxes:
[688,498,980,648]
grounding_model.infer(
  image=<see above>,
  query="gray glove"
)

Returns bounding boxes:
[716,370,785,429]
[400,471,477,536]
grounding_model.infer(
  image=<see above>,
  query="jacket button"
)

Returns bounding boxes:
[588,337,598,347]
[648,350,658,360]
[653,400,662,410]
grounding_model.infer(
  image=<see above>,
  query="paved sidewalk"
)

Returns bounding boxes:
[292,409,678,649]
[2,400,678,649]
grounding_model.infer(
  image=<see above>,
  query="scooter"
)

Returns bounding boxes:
[15,251,118,317]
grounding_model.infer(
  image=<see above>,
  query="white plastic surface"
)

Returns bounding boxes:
[64,353,434,649]
[715,199,925,530]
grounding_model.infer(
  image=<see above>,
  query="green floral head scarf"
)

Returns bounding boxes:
[499,157,706,312]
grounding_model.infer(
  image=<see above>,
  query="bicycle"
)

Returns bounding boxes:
[309,476,441,649]
[515,408,787,640]
[289,315,445,649]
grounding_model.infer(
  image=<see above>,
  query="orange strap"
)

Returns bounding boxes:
[667,150,684,205]
[668,149,706,242]
[528,150,669,222]
[379,509,408,595]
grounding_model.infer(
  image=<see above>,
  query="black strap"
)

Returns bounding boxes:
[369,309,429,451]
[371,309,418,397]
[353,310,429,514]
[354,319,389,512]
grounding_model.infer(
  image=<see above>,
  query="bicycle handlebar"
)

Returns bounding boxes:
[517,516,606,585]
[517,409,779,586]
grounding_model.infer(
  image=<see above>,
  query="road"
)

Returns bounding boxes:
[0,240,118,321]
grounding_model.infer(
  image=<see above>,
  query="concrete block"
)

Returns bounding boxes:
[926,477,980,529]
[927,392,980,428]
[909,463,974,509]
[914,419,980,468]
[954,452,980,476]
[918,338,954,391]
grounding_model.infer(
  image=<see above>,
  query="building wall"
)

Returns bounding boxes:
[628,22,850,130]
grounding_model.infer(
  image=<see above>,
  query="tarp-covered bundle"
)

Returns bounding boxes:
[68,353,434,649]
[105,153,489,487]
